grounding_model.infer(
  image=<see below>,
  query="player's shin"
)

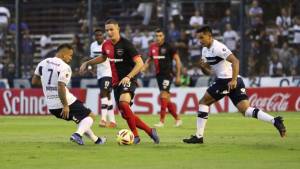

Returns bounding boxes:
[100,97,109,124]
[245,107,275,124]
[118,101,139,137]
[196,104,209,138]
[160,98,168,123]
[107,98,116,123]
[76,116,94,136]
[84,128,99,142]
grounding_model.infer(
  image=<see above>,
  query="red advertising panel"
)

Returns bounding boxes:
[247,87,300,112]
[0,89,86,115]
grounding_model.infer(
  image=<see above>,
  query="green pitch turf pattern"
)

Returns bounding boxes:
[0,112,299,169]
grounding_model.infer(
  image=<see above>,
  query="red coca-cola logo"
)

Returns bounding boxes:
[249,93,290,111]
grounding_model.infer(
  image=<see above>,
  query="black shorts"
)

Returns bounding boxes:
[207,77,248,105]
[98,76,112,92]
[113,80,137,105]
[49,100,91,124]
[156,75,173,92]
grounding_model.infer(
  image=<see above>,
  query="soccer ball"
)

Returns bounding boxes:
[117,129,134,145]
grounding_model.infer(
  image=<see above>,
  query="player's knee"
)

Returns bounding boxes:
[100,90,110,98]
[88,113,96,121]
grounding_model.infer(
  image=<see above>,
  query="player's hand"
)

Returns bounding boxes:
[60,105,70,120]
[175,76,181,86]
[198,59,206,68]
[119,76,131,86]
[79,62,88,75]
[228,79,237,91]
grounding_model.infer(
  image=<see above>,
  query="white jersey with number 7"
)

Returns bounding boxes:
[34,57,77,109]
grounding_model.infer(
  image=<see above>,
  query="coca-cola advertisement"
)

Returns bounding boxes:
[0,89,86,115]
[247,87,300,112]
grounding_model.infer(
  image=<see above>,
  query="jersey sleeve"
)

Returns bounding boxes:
[169,45,177,58]
[34,61,43,76]
[215,43,232,59]
[58,66,72,85]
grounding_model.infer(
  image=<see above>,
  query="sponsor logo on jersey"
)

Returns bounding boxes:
[46,60,60,66]
[108,58,124,62]
[116,49,124,56]
[153,55,166,59]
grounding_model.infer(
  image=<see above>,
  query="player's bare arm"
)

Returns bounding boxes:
[173,53,182,85]
[119,56,144,86]
[226,54,239,90]
[79,55,107,74]
[58,81,69,119]
[31,74,42,86]
[195,58,212,75]
[141,57,152,73]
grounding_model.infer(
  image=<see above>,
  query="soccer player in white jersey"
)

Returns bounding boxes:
[32,44,106,145]
[90,28,116,128]
[183,26,286,144]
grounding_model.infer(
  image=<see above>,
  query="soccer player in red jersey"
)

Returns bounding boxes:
[80,19,159,144]
[142,28,183,127]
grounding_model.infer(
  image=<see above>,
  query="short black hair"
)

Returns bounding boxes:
[94,28,104,33]
[155,28,163,33]
[105,19,119,25]
[196,25,213,35]
[57,43,73,52]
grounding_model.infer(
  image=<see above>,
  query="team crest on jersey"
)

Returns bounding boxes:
[222,48,226,51]
[160,48,166,54]
[66,74,69,78]
[116,49,124,56]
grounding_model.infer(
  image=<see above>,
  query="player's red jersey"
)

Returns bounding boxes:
[148,42,177,77]
[102,37,140,87]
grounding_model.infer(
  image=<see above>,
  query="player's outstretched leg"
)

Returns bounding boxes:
[70,116,95,145]
[118,101,139,137]
[243,106,287,137]
[107,98,117,128]
[155,98,168,127]
[167,101,182,127]
[84,128,106,145]
[99,97,108,127]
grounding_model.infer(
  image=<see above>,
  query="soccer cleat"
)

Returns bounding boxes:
[273,116,286,137]
[183,135,204,144]
[99,120,106,127]
[70,133,84,145]
[133,136,141,144]
[108,122,117,128]
[174,119,183,127]
[154,121,164,128]
[95,137,106,144]
[150,128,160,144]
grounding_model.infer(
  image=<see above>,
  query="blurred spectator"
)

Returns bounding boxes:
[223,24,239,54]
[276,8,292,46]
[156,0,165,28]
[175,31,189,67]
[292,16,300,46]
[180,67,191,87]
[188,31,201,59]
[40,32,53,58]
[132,29,143,50]
[248,0,264,27]
[132,0,153,26]
[168,22,180,42]
[290,47,300,75]
[71,34,84,69]
[269,53,283,77]
[21,29,35,78]
[140,30,153,55]
[189,10,204,29]
[169,0,182,29]
[2,63,15,87]
[187,65,203,87]
[123,24,133,40]
[277,41,292,75]
[219,8,237,32]
[0,6,10,42]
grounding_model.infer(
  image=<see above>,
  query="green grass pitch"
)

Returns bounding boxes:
[0,112,299,169]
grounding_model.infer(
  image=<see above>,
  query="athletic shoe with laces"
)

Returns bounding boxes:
[183,135,204,144]
[150,128,160,144]
[95,137,106,144]
[273,116,286,137]
[133,136,141,144]
[154,121,164,127]
[70,133,84,145]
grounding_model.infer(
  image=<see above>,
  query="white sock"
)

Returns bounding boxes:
[107,98,116,123]
[101,97,108,122]
[245,107,275,124]
[76,116,94,136]
[84,128,99,142]
[196,104,209,138]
